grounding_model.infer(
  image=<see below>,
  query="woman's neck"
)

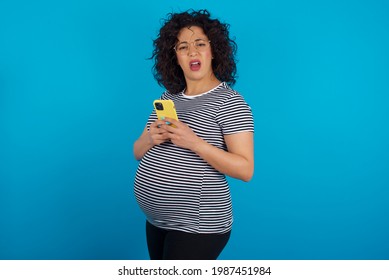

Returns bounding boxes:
[184,76,221,96]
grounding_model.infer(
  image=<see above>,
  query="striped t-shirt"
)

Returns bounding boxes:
[134,82,254,234]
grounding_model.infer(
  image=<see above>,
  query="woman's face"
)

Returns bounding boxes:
[175,26,214,85]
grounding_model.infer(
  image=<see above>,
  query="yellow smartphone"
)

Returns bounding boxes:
[153,100,178,125]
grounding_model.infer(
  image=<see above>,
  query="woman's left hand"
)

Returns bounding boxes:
[162,117,202,151]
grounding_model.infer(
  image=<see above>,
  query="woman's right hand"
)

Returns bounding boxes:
[148,119,170,145]
[133,120,170,160]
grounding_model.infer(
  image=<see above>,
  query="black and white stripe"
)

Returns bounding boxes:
[134,82,254,234]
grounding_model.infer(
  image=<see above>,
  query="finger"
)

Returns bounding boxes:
[152,129,168,137]
[164,117,179,125]
[154,120,167,128]
[151,122,168,132]
[164,118,181,129]
[168,132,182,144]
[150,132,169,144]
[163,123,177,133]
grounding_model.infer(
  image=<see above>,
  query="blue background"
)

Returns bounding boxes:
[1,0,388,260]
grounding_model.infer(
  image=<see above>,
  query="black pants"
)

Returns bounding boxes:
[145,221,231,260]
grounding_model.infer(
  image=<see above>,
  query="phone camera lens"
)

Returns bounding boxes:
[155,102,164,110]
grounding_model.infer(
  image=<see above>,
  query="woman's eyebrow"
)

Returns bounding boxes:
[177,38,207,43]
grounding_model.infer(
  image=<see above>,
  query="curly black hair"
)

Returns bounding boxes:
[150,9,237,94]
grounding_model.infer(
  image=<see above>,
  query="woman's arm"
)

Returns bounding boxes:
[163,118,254,182]
[195,132,254,182]
[133,127,153,160]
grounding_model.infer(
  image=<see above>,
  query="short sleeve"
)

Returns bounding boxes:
[216,93,254,135]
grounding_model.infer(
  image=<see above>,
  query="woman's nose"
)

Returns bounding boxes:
[188,43,198,56]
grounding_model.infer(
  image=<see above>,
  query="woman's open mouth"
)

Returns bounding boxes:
[189,60,201,71]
